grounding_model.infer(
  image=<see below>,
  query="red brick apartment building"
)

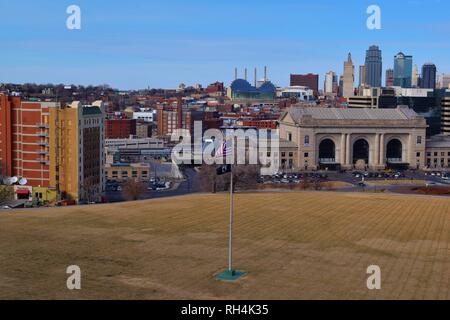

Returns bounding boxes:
[237,119,278,130]
[105,118,137,139]
[290,73,319,95]
[0,95,57,187]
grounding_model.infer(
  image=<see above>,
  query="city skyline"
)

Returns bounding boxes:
[1,0,450,89]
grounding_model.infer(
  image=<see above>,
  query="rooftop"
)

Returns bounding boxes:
[286,106,420,123]
[426,134,450,148]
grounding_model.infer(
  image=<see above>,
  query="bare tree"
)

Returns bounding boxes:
[0,186,14,204]
[198,165,219,193]
[231,165,260,191]
[198,164,260,193]
[300,179,311,190]
[122,180,146,201]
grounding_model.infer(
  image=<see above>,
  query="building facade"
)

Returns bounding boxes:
[0,95,58,187]
[279,107,427,171]
[105,118,137,139]
[359,65,366,88]
[324,71,338,96]
[425,135,450,169]
[442,96,450,135]
[105,163,150,182]
[365,45,382,87]
[412,64,419,88]
[290,74,319,95]
[49,101,105,203]
[394,52,413,88]
[421,63,437,89]
[385,69,394,87]
[342,53,355,98]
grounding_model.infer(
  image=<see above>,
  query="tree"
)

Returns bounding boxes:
[300,179,311,190]
[122,180,147,201]
[0,186,14,204]
[197,164,260,193]
[198,165,219,193]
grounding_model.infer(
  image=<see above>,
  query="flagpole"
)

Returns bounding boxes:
[215,140,245,281]
[228,164,234,272]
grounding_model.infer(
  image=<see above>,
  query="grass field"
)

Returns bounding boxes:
[0,192,449,300]
[366,180,428,186]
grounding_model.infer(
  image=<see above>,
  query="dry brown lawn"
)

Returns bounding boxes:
[0,192,449,300]
[366,180,428,186]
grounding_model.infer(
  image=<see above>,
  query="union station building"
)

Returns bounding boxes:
[278,106,429,171]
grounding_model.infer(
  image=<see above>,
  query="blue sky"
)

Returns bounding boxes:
[1,0,449,89]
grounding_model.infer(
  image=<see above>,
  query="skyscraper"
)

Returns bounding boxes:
[342,53,355,98]
[324,71,338,96]
[385,68,394,87]
[359,65,366,87]
[438,73,450,89]
[394,52,413,88]
[365,45,382,87]
[421,63,437,89]
[412,64,419,87]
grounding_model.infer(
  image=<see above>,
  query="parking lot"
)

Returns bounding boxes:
[259,169,450,190]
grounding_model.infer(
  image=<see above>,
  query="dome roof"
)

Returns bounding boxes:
[230,79,255,92]
[259,81,276,93]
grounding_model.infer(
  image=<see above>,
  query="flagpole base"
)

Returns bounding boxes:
[215,269,246,282]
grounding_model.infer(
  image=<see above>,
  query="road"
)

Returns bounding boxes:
[105,168,200,203]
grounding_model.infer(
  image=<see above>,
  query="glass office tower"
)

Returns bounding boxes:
[365,45,382,87]
[394,52,413,88]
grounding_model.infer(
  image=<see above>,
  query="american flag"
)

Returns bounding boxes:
[215,140,232,158]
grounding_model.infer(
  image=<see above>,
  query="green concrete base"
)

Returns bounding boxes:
[215,269,246,281]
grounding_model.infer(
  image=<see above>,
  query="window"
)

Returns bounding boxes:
[281,152,286,158]
[304,153,309,158]
[416,152,421,157]
[289,152,294,158]
[288,132,292,142]
[434,152,438,157]
[417,136,422,144]
[304,135,310,145]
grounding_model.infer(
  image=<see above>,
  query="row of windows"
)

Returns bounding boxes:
[427,152,450,157]
[427,157,450,161]
[84,118,101,126]
[288,134,423,146]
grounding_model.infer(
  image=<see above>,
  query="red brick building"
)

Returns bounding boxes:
[237,119,278,130]
[0,95,56,187]
[105,118,137,139]
[290,73,319,95]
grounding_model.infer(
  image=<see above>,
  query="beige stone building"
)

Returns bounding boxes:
[279,106,428,171]
[105,163,151,182]
[425,135,450,169]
